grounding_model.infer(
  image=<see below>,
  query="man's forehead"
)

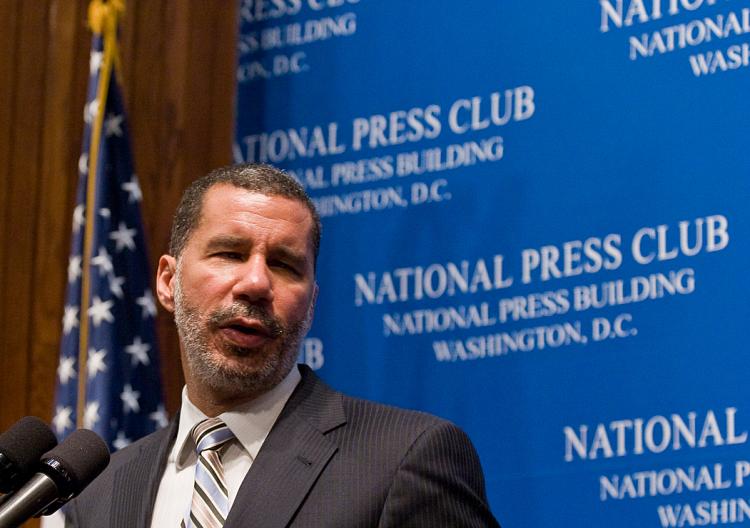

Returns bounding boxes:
[200,184,311,222]
[191,185,314,247]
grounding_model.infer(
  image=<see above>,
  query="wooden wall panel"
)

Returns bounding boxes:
[0,0,20,429]
[207,3,237,169]
[1,1,50,430]
[29,0,90,422]
[0,0,237,444]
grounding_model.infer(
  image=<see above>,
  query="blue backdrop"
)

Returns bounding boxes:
[234,1,750,525]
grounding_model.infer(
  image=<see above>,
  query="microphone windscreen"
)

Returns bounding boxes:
[0,416,57,492]
[40,429,110,495]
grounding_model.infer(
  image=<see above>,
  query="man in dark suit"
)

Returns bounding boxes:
[65,164,500,527]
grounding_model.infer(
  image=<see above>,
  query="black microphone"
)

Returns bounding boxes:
[0,429,110,528]
[0,417,57,494]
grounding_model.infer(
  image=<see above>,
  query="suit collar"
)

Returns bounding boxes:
[279,364,347,434]
[224,365,346,528]
[110,418,178,528]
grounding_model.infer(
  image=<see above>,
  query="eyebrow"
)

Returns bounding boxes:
[204,235,310,269]
[204,235,248,252]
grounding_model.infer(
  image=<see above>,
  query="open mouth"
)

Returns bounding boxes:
[220,317,274,336]
[216,317,276,349]
[226,323,265,336]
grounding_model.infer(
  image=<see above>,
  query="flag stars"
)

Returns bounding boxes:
[149,405,169,429]
[62,305,79,335]
[84,99,99,124]
[87,348,107,378]
[57,357,76,385]
[89,50,103,75]
[136,290,157,319]
[68,255,82,284]
[109,275,126,299]
[78,153,88,175]
[109,222,137,252]
[88,296,114,327]
[121,176,142,203]
[121,384,141,414]
[91,246,114,275]
[113,431,132,451]
[104,113,124,137]
[73,204,86,231]
[125,337,151,366]
[84,401,101,429]
[53,406,74,435]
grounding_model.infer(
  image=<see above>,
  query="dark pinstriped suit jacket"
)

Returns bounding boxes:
[65,365,500,527]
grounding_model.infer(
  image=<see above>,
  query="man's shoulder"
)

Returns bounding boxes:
[291,367,499,526]
[340,391,450,430]
[298,365,467,451]
[298,364,452,430]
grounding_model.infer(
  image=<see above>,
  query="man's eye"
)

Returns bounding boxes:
[214,252,243,260]
[270,260,299,274]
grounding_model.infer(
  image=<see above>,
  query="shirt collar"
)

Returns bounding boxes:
[172,365,302,469]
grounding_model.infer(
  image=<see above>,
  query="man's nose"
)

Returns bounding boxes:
[232,255,274,302]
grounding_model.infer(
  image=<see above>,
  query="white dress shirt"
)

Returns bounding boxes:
[150,367,301,527]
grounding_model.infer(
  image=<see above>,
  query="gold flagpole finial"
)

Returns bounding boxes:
[88,0,125,36]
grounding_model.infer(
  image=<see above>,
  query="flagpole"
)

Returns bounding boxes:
[77,0,124,429]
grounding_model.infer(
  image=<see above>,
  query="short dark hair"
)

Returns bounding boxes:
[169,163,321,264]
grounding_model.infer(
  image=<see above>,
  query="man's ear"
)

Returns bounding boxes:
[156,255,177,313]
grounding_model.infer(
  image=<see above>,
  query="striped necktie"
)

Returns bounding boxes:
[181,418,235,528]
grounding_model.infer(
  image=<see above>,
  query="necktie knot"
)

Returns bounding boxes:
[191,417,234,454]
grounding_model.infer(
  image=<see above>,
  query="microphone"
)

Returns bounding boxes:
[0,429,110,528]
[0,417,57,494]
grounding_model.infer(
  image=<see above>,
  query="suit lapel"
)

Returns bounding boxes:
[224,366,346,528]
[110,418,177,528]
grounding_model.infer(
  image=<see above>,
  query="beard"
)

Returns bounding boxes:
[173,271,308,400]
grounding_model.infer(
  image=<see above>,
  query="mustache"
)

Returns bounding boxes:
[207,303,284,338]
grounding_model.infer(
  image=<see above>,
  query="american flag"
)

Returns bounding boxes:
[52,18,166,452]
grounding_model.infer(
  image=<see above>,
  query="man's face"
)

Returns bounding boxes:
[156,184,317,405]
